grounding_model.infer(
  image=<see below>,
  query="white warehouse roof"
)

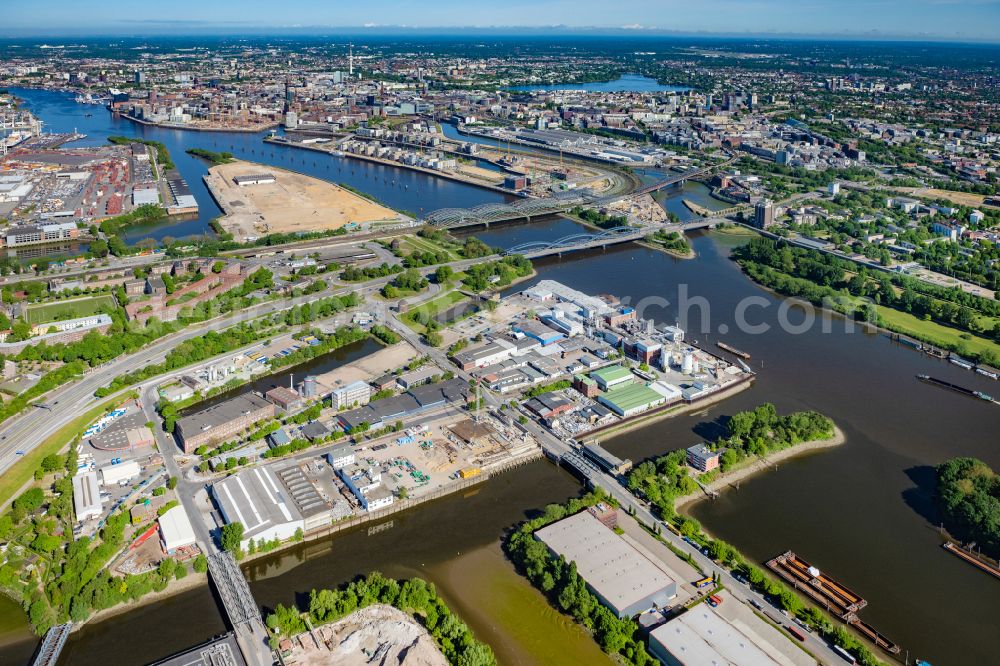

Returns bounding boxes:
[100,460,141,486]
[158,505,197,552]
[72,471,102,522]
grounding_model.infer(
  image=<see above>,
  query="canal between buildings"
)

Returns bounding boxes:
[2,89,997,666]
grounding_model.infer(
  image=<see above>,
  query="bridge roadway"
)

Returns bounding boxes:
[502,218,727,259]
[29,622,71,666]
[207,552,272,666]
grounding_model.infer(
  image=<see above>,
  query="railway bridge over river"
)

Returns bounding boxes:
[424,157,737,230]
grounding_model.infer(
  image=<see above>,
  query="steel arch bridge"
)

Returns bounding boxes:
[425,193,590,228]
[502,226,638,256]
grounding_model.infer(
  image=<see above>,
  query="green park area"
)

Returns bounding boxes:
[23,294,116,326]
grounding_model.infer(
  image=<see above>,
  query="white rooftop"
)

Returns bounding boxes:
[535,510,675,615]
[158,505,198,551]
[650,598,810,666]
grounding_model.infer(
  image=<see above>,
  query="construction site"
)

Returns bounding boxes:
[203,159,406,242]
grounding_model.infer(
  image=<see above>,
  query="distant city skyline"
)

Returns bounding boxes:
[4,0,1000,42]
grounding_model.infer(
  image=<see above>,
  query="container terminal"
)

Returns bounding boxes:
[766,551,902,656]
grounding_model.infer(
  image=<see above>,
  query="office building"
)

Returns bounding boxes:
[687,443,722,472]
[331,380,373,409]
[754,199,775,229]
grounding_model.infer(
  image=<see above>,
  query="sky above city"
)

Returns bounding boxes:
[6,0,1000,41]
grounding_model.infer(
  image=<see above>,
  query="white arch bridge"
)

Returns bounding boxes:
[501,226,649,259]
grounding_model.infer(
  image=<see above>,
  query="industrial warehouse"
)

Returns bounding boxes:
[175,392,276,453]
[647,592,817,666]
[535,504,678,618]
[336,377,472,431]
[210,463,335,550]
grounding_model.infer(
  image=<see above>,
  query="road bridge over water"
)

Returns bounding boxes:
[29,623,71,666]
[207,552,272,666]
[424,157,737,230]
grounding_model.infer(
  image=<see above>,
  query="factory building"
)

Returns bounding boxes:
[72,471,102,522]
[590,365,633,391]
[175,393,276,453]
[512,321,564,347]
[452,340,516,370]
[265,386,304,412]
[331,380,373,409]
[536,505,677,618]
[338,463,394,512]
[100,460,141,486]
[337,378,470,432]
[211,463,332,549]
[598,382,667,417]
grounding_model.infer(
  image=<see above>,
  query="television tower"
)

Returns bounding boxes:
[349,43,354,78]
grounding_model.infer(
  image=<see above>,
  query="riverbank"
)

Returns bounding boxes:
[71,572,209,632]
[675,425,847,511]
[204,159,404,242]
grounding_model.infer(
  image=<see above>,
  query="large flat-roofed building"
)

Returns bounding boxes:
[212,467,300,550]
[535,506,677,618]
[337,378,470,432]
[175,393,275,453]
[233,173,276,186]
[649,595,816,666]
[590,364,633,391]
[72,471,102,522]
[598,382,667,418]
[5,222,80,247]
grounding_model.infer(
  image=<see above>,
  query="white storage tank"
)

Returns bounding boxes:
[682,352,695,375]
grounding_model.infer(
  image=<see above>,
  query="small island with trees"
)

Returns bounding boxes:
[936,457,1000,560]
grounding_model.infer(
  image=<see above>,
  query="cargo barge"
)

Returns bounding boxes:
[942,542,1000,580]
[766,551,901,656]
[916,374,993,402]
[716,341,751,360]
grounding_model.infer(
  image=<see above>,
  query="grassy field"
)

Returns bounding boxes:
[876,307,1000,360]
[24,294,116,325]
[400,234,462,261]
[402,290,471,332]
[0,394,134,509]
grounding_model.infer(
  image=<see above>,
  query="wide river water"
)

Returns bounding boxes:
[3,89,998,666]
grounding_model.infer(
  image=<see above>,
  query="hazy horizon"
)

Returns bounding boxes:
[4,0,1000,43]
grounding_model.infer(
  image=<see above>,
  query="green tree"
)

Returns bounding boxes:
[220,522,244,553]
